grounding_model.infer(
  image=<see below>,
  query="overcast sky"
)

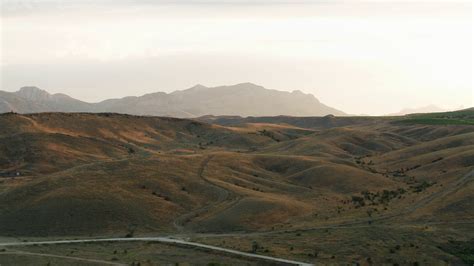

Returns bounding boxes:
[0,0,472,115]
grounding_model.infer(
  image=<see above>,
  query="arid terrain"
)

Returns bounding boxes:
[0,109,473,265]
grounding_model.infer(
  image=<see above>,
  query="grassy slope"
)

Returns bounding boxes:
[0,112,473,264]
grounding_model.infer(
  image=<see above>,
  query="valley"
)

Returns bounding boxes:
[0,110,473,265]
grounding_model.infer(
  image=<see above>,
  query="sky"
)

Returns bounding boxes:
[0,0,472,115]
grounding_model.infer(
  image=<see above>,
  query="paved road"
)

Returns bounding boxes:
[0,237,313,266]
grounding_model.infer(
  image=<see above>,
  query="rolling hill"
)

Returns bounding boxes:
[0,110,473,264]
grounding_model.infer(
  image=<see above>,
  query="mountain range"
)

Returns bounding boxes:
[386,105,447,116]
[0,83,345,117]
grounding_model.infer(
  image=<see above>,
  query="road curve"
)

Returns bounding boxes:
[0,237,313,266]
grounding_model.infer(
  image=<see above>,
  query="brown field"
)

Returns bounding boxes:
[0,111,473,265]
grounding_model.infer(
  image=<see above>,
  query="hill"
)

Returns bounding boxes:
[0,112,473,265]
[0,83,345,117]
[394,108,474,125]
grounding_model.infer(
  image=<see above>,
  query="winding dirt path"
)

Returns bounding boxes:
[173,155,242,232]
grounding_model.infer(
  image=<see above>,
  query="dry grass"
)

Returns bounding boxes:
[1,112,473,264]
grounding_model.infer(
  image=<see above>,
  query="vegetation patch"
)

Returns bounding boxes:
[351,188,406,207]
[439,240,474,265]
[394,108,474,125]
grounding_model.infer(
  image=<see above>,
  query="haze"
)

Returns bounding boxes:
[1,0,472,115]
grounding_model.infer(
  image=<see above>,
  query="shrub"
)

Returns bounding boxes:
[251,241,259,253]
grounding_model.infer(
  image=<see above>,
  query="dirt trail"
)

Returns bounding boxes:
[295,168,474,233]
[369,168,474,223]
[173,155,242,232]
[191,168,474,238]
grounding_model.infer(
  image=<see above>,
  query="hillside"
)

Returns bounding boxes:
[394,108,474,125]
[0,83,345,117]
[0,112,473,264]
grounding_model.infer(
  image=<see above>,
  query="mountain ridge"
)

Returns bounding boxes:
[386,104,447,116]
[0,83,345,117]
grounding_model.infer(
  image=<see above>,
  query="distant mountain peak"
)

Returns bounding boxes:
[189,84,208,90]
[18,86,46,94]
[16,86,51,101]
[228,82,265,91]
[291,90,313,97]
[234,82,261,87]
